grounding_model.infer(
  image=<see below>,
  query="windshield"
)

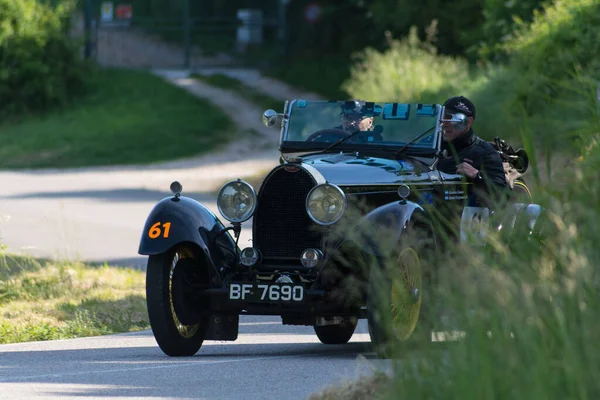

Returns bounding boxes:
[282,100,441,151]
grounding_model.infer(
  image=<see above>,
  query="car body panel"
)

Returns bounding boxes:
[139,196,237,279]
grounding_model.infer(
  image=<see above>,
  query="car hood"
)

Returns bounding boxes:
[301,153,438,185]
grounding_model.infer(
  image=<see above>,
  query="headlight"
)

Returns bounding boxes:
[217,179,257,223]
[306,183,347,225]
[239,247,261,267]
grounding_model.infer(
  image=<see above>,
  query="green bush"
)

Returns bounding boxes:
[502,0,600,110]
[469,0,546,62]
[0,0,91,118]
[468,0,600,150]
[343,0,600,152]
[343,27,480,103]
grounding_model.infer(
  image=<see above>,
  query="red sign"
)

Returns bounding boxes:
[116,4,133,19]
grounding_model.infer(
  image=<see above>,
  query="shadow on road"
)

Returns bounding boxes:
[0,188,216,204]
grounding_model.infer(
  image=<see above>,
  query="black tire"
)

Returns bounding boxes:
[314,317,357,344]
[146,245,209,357]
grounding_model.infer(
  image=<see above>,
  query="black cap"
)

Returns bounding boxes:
[443,96,476,120]
[340,100,366,117]
[340,100,381,118]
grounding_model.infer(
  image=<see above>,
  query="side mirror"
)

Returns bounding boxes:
[262,109,279,128]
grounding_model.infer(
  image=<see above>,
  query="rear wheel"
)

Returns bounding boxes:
[146,245,209,356]
[314,317,357,344]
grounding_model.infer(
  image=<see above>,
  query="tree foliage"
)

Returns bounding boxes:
[0,0,91,117]
[471,0,547,61]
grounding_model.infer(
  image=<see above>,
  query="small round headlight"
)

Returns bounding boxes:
[301,248,323,268]
[217,179,257,223]
[306,183,347,225]
[239,247,261,267]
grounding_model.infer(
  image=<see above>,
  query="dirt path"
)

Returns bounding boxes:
[147,68,322,170]
[190,67,323,102]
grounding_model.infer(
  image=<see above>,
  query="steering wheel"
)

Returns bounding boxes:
[305,128,351,143]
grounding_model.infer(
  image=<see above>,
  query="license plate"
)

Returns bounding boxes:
[228,283,304,302]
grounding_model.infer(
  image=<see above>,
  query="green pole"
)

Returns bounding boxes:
[84,0,93,59]
[183,0,191,68]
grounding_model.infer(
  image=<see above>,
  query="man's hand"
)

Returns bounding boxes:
[456,162,479,179]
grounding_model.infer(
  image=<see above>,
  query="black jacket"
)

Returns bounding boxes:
[437,128,508,206]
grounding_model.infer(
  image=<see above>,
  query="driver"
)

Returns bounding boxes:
[338,100,374,133]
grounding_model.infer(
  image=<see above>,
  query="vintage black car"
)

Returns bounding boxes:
[138,99,543,357]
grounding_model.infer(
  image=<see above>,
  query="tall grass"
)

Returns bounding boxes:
[362,86,600,399]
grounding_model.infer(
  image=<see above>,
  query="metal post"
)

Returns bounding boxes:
[278,0,289,63]
[84,0,93,59]
[183,0,191,69]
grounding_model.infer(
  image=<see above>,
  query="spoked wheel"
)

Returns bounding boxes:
[314,317,358,344]
[146,245,209,356]
[390,248,423,340]
[368,245,431,357]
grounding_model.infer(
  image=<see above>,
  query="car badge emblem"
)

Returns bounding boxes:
[284,165,300,173]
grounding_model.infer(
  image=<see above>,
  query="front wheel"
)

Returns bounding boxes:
[368,246,432,357]
[146,245,209,356]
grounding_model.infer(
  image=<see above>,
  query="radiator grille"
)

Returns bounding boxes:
[253,166,322,260]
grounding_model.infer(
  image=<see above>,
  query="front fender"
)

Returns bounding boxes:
[138,196,237,261]
[316,200,430,290]
[337,200,429,259]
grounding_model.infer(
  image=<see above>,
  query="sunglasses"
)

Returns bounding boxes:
[443,112,472,121]
[341,114,367,121]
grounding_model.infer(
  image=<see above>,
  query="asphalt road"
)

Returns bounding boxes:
[0,317,384,400]
[0,154,392,399]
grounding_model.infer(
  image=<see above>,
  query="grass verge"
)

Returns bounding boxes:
[191,73,283,111]
[0,67,236,169]
[0,252,147,344]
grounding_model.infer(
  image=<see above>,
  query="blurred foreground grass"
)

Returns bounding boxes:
[0,67,235,169]
[0,252,148,344]
[311,88,600,398]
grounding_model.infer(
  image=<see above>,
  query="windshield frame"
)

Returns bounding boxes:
[278,100,443,156]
